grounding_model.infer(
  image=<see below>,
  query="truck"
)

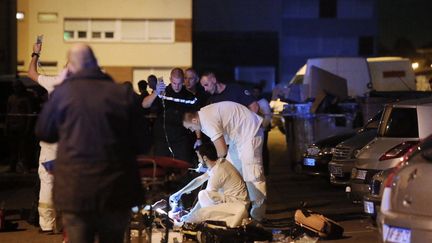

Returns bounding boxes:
[275,57,416,102]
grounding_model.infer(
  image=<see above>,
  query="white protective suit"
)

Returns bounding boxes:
[198,101,267,221]
[175,158,250,227]
[37,74,63,231]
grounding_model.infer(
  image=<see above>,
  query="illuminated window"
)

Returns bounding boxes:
[64,19,174,42]
[64,31,74,40]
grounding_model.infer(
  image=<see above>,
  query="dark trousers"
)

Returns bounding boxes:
[62,209,130,243]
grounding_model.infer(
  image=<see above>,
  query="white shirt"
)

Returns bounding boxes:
[257,98,272,129]
[206,158,249,204]
[37,72,64,94]
[199,101,263,144]
[37,73,64,159]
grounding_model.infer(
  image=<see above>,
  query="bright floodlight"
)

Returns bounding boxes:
[412,62,419,70]
[16,12,24,20]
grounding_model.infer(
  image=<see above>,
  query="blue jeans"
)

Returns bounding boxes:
[62,209,130,243]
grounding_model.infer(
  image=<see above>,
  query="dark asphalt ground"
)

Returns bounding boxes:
[0,128,380,242]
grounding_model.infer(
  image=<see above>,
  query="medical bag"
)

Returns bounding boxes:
[294,209,344,239]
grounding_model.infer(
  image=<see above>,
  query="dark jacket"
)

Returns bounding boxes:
[35,68,145,212]
[152,85,197,142]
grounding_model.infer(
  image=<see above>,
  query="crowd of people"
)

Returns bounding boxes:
[4,40,274,243]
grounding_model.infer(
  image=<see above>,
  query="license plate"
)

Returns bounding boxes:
[329,166,343,176]
[356,170,367,180]
[383,224,411,243]
[364,200,374,214]
[303,158,315,166]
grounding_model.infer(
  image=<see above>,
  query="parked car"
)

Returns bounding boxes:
[362,169,390,221]
[379,135,432,243]
[349,98,432,203]
[300,132,356,176]
[328,111,382,186]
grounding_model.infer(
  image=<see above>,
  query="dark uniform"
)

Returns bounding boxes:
[207,83,255,107]
[152,85,197,163]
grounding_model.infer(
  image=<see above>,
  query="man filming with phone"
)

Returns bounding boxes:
[28,35,67,234]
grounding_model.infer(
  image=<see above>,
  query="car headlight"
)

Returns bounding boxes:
[306,145,321,156]
[322,147,335,155]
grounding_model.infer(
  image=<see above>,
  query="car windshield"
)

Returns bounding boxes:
[378,107,418,138]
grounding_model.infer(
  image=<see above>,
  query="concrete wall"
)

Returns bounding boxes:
[279,0,378,83]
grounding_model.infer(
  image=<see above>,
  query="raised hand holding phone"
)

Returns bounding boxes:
[36,35,43,44]
[33,35,43,54]
[156,77,166,95]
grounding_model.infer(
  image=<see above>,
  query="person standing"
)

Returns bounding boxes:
[142,68,198,163]
[35,43,145,243]
[199,71,259,113]
[184,68,208,108]
[5,80,33,173]
[183,101,267,222]
[28,41,66,233]
[251,85,272,175]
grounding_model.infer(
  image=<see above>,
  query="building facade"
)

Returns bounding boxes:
[194,0,377,86]
[17,0,192,89]
[280,0,378,82]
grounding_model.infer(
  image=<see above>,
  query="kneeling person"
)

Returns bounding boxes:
[169,143,249,227]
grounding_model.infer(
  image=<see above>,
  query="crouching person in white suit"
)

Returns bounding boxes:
[169,143,250,228]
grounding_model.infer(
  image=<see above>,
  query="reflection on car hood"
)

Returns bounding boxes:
[314,132,356,148]
[337,129,377,149]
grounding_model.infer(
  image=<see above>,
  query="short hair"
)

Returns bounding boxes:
[147,75,157,90]
[183,110,199,122]
[185,68,198,76]
[197,142,218,161]
[201,70,216,79]
[138,80,148,90]
[171,68,184,79]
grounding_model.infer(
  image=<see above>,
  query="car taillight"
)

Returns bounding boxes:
[379,141,419,161]
[384,163,403,188]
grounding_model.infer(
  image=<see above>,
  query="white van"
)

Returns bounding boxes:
[280,57,416,100]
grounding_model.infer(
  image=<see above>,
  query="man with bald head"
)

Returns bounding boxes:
[142,67,198,163]
[35,43,145,243]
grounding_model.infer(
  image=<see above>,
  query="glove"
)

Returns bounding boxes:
[155,82,166,95]
[194,163,208,173]
[193,138,202,149]
[169,192,182,205]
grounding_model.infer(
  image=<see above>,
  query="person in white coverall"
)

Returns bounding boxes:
[183,101,267,221]
[169,142,249,227]
[28,41,66,233]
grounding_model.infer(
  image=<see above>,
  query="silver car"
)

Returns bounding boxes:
[328,111,381,186]
[349,98,432,202]
[379,135,432,243]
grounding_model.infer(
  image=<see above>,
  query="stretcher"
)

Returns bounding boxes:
[136,155,191,190]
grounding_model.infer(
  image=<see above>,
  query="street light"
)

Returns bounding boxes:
[412,62,419,70]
